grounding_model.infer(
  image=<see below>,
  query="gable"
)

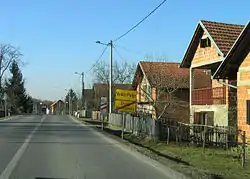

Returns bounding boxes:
[213,22,250,80]
[180,20,245,69]
[191,31,222,67]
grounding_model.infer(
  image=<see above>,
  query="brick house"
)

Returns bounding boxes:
[213,22,250,138]
[180,20,244,127]
[132,61,208,122]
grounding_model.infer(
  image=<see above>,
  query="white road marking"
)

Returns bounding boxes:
[0,116,46,179]
[69,116,188,179]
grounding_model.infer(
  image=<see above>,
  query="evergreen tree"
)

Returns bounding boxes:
[5,60,32,114]
[65,89,78,112]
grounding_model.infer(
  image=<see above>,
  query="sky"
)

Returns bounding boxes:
[0,0,249,101]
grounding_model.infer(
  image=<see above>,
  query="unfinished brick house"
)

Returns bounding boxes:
[180,20,244,127]
[132,61,208,122]
[213,22,250,139]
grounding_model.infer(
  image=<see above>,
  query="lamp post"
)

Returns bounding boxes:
[75,72,84,110]
[96,40,113,119]
[65,89,71,115]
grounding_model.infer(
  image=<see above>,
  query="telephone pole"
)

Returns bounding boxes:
[75,72,84,110]
[109,40,113,115]
[96,40,113,119]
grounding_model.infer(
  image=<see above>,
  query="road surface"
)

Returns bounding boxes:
[0,115,170,179]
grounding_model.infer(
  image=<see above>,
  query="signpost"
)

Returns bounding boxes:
[100,97,107,130]
[115,89,137,113]
[115,89,137,139]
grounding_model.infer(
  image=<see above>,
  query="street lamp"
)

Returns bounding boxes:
[65,89,71,115]
[96,40,113,120]
[75,72,84,110]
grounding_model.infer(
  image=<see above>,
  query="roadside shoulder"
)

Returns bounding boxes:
[70,116,191,179]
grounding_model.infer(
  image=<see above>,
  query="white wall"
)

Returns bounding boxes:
[191,105,228,126]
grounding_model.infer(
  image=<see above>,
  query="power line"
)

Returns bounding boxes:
[113,45,126,61]
[113,0,167,42]
[114,44,142,55]
[86,45,108,74]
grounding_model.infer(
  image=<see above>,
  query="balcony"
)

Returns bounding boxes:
[192,87,226,105]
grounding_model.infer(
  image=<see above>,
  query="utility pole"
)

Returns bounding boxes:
[81,72,85,110]
[96,40,113,122]
[69,95,71,115]
[109,40,113,116]
[75,72,85,110]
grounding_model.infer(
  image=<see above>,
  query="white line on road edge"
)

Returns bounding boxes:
[0,116,46,179]
[69,116,189,179]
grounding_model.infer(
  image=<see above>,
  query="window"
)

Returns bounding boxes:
[200,37,211,48]
[247,100,250,125]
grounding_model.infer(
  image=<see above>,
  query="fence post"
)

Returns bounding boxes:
[242,131,246,168]
[121,113,125,139]
[225,127,228,150]
[179,124,182,144]
[167,126,170,145]
[176,125,179,144]
[101,114,104,130]
[202,130,206,152]
[215,124,218,147]
[203,114,208,152]
[132,116,134,134]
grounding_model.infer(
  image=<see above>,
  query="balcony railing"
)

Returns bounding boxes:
[192,87,226,105]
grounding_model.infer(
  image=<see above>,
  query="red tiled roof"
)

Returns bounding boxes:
[201,20,245,55]
[137,62,210,89]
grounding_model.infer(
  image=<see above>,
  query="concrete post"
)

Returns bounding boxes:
[190,68,194,139]
[190,68,194,123]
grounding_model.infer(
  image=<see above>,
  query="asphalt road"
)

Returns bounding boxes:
[0,115,170,179]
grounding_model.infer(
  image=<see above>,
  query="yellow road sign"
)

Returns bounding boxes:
[115,100,136,113]
[115,89,137,101]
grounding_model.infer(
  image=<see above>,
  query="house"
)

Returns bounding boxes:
[213,21,250,138]
[132,61,209,121]
[51,100,64,115]
[92,83,132,112]
[180,20,244,127]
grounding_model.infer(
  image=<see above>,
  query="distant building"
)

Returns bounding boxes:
[51,100,64,115]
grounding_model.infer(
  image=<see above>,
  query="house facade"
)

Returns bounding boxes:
[213,21,250,139]
[51,100,64,115]
[132,61,208,122]
[180,20,243,127]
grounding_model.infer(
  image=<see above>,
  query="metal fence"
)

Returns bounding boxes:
[109,113,157,138]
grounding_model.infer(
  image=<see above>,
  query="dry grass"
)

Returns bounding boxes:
[125,134,250,179]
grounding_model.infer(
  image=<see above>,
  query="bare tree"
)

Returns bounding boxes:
[0,44,22,105]
[92,60,136,84]
[139,61,189,121]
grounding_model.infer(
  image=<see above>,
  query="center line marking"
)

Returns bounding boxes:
[0,116,46,179]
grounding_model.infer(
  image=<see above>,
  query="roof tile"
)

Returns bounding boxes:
[201,20,245,55]
[139,62,210,89]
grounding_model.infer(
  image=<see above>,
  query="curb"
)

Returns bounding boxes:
[70,116,190,179]
[0,115,23,122]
